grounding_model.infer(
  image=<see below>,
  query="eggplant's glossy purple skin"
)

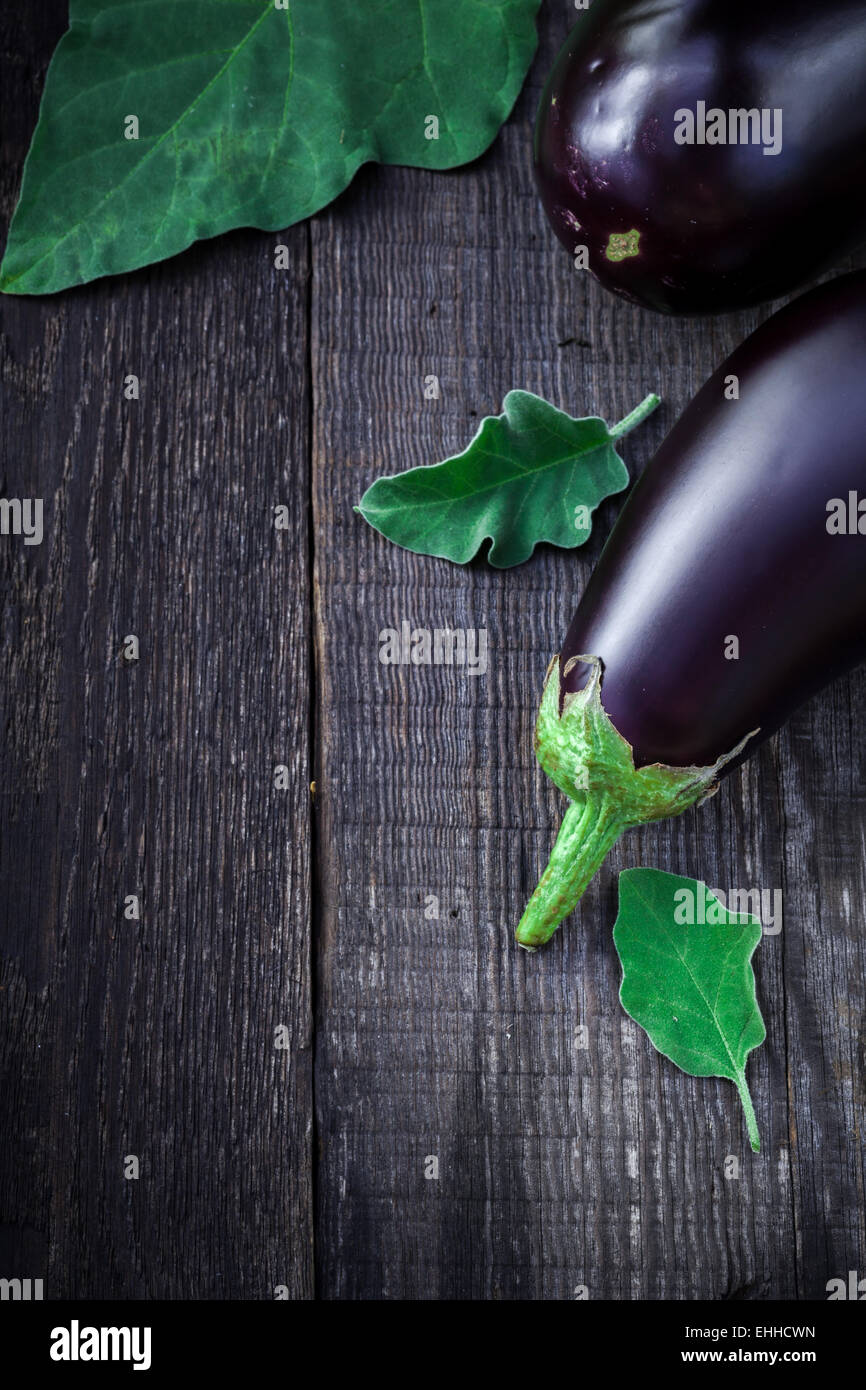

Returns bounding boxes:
[561,271,866,767]
[535,0,866,314]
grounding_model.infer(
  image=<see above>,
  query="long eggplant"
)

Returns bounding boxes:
[534,0,866,314]
[517,270,866,948]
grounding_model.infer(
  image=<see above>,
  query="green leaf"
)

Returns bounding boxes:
[357,391,660,568]
[1,0,541,296]
[613,868,766,1153]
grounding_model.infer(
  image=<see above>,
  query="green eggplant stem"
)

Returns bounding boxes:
[516,793,624,950]
[735,1072,761,1153]
[515,654,757,952]
[609,392,660,441]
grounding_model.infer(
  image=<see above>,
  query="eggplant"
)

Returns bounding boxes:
[517,270,866,948]
[534,0,866,315]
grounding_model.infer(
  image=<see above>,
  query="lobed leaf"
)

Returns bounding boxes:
[357,390,659,567]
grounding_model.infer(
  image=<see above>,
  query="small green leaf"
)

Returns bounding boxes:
[1,0,541,295]
[357,390,660,568]
[613,868,766,1153]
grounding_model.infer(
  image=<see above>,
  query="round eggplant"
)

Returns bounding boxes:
[534,0,866,314]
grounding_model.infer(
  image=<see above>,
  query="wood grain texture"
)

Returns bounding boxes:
[310,14,866,1299]
[1,2,865,1303]
[0,1,313,1299]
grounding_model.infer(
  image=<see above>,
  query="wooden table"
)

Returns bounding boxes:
[2,2,864,1300]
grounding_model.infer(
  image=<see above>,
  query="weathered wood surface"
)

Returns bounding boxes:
[2,3,865,1301]
[0,0,313,1299]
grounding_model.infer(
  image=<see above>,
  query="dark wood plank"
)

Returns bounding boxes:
[311,13,866,1298]
[0,1,314,1299]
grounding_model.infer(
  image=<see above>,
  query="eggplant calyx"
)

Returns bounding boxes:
[515,655,756,950]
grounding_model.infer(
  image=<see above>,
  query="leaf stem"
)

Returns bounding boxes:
[735,1071,761,1153]
[516,794,623,950]
[609,392,661,441]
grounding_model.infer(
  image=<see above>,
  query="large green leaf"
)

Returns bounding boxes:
[613,868,766,1152]
[1,0,540,295]
[357,390,660,568]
